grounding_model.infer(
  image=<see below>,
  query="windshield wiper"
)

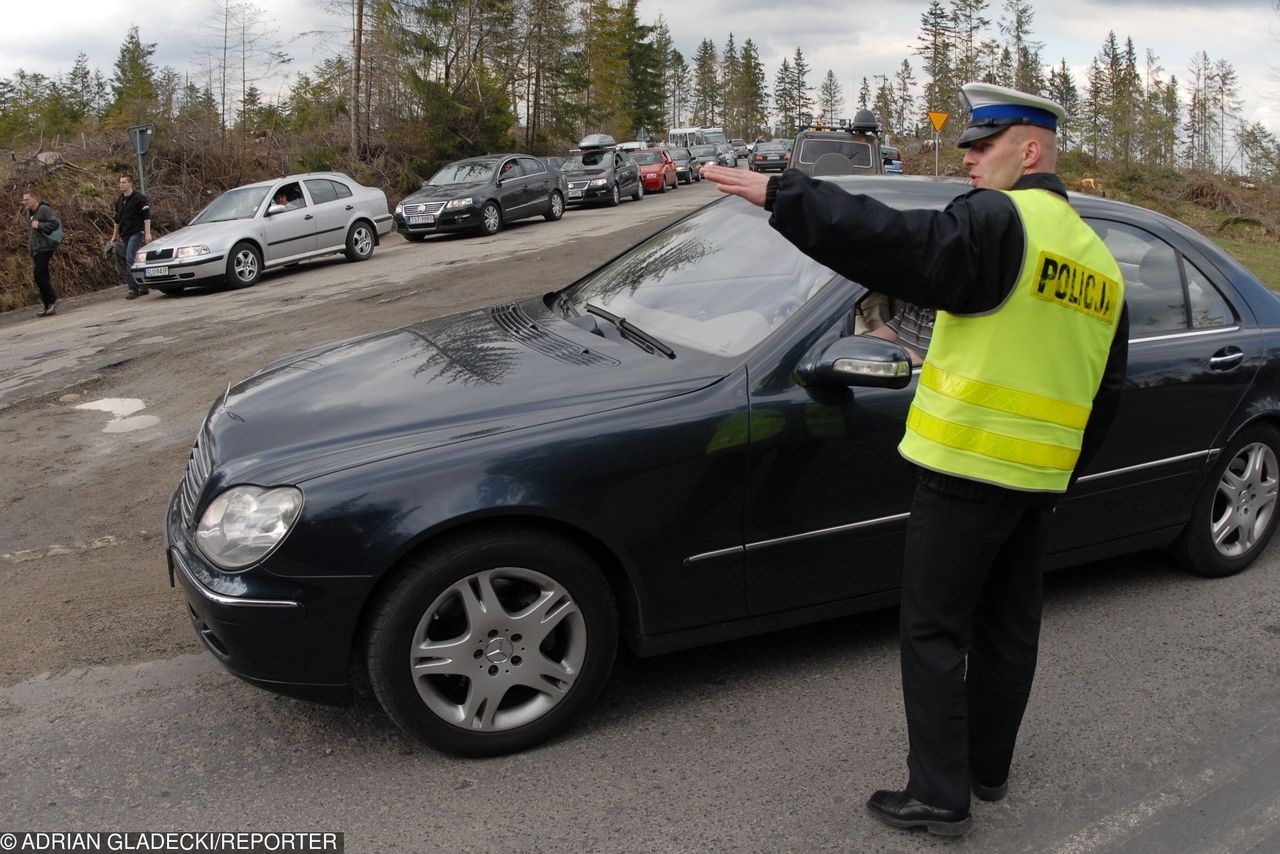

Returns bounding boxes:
[585,303,675,359]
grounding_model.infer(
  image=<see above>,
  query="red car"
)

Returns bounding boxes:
[632,149,679,193]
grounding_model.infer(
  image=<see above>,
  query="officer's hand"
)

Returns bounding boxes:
[30,220,39,229]
[700,165,770,208]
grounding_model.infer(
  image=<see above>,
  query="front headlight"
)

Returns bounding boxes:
[195,485,303,571]
[589,178,608,187]
[176,245,209,259]
[394,204,404,214]
[134,250,147,266]
[444,197,473,210]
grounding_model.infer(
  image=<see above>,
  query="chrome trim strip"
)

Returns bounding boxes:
[1130,326,1239,344]
[172,550,302,610]
[1076,450,1214,484]
[682,545,745,567]
[745,512,912,551]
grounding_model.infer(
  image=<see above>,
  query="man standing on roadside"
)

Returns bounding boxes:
[22,189,60,317]
[702,83,1128,836]
[110,173,152,299]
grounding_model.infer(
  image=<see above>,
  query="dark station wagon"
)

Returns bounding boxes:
[168,176,1280,756]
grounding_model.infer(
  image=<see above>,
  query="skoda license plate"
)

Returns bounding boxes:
[144,266,168,278]
[407,215,435,225]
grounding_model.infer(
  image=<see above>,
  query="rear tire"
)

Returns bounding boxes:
[366,528,618,756]
[1173,423,1280,577]
[344,221,375,261]
[544,191,565,221]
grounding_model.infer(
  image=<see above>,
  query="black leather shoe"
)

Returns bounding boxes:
[972,777,1008,802]
[865,789,972,836]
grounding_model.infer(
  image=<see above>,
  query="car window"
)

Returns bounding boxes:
[191,186,271,223]
[1087,219,1184,334]
[798,139,872,167]
[1184,257,1235,329]
[519,157,546,176]
[329,180,353,199]
[272,182,306,211]
[305,179,338,205]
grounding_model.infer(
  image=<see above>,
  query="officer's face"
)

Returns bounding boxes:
[962,129,1029,190]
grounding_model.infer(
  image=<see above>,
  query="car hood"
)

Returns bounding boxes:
[205,297,724,485]
[563,168,609,178]
[145,219,252,252]
[403,182,488,203]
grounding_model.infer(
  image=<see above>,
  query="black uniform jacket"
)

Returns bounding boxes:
[764,170,1129,506]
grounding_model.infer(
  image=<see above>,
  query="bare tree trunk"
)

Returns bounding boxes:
[352,0,364,160]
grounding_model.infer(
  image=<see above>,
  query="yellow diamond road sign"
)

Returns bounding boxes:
[928,111,950,133]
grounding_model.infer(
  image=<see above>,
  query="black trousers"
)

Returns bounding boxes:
[32,250,56,307]
[899,479,1051,810]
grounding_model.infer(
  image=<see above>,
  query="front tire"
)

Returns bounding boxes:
[366,529,618,756]
[226,242,261,288]
[1174,423,1280,577]
[606,183,621,207]
[480,201,503,235]
[544,191,565,221]
[344,221,375,262]
[632,180,644,202]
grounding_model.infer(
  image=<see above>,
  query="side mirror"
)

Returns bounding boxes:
[796,335,913,389]
[266,204,286,216]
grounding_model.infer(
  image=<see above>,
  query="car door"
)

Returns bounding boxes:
[496,157,528,218]
[1048,216,1261,558]
[261,181,316,263]
[303,178,348,252]
[518,157,552,214]
[616,151,638,193]
[742,283,918,616]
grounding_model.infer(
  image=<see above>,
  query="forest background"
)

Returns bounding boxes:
[2,0,1280,309]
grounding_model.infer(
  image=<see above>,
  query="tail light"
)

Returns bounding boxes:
[783,154,790,161]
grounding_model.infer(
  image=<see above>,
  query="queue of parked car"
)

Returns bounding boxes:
[126,133,775,296]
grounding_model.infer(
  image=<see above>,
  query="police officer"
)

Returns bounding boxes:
[702,83,1128,836]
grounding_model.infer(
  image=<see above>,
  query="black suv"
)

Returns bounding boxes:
[787,110,884,178]
[561,135,645,207]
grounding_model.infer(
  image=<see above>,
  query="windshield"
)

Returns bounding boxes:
[798,139,873,167]
[427,161,497,185]
[691,145,717,157]
[704,132,728,144]
[562,151,609,170]
[191,186,271,224]
[631,152,664,165]
[756,144,786,154]
[564,199,836,358]
[670,149,691,161]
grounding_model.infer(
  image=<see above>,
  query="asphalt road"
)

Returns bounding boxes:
[2,175,1279,853]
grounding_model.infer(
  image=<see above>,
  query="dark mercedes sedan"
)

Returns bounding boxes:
[168,177,1280,757]
[394,155,566,239]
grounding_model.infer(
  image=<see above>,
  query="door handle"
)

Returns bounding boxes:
[304,214,314,220]
[1209,347,1244,371]
[345,204,354,210]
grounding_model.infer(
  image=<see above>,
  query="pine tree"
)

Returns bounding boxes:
[691,39,719,126]
[999,0,1043,95]
[1045,59,1079,151]
[669,49,690,127]
[873,77,896,136]
[858,76,870,110]
[739,39,769,139]
[791,47,814,126]
[818,70,844,123]
[107,26,159,124]
[916,0,956,131]
[893,59,917,138]
[950,0,990,87]
[721,34,742,135]
[774,58,796,135]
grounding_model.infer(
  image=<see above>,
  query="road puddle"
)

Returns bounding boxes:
[74,398,160,433]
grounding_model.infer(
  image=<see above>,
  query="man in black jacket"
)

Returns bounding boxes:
[110,173,152,299]
[703,83,1128,836]
[22,189,60,317]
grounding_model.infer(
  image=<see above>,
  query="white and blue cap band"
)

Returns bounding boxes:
[957,82,1067,148]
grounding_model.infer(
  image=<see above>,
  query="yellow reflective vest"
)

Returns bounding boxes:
[898,188,1124,493]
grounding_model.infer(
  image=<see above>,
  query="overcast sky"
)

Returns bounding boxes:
[3,0,1278,135]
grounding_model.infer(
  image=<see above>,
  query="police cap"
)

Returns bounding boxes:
[957,82,1066,148]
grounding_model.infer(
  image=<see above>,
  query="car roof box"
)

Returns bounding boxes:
[578,133,616,150]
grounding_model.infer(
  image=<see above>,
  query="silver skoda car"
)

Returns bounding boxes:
[130,172,394,294]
